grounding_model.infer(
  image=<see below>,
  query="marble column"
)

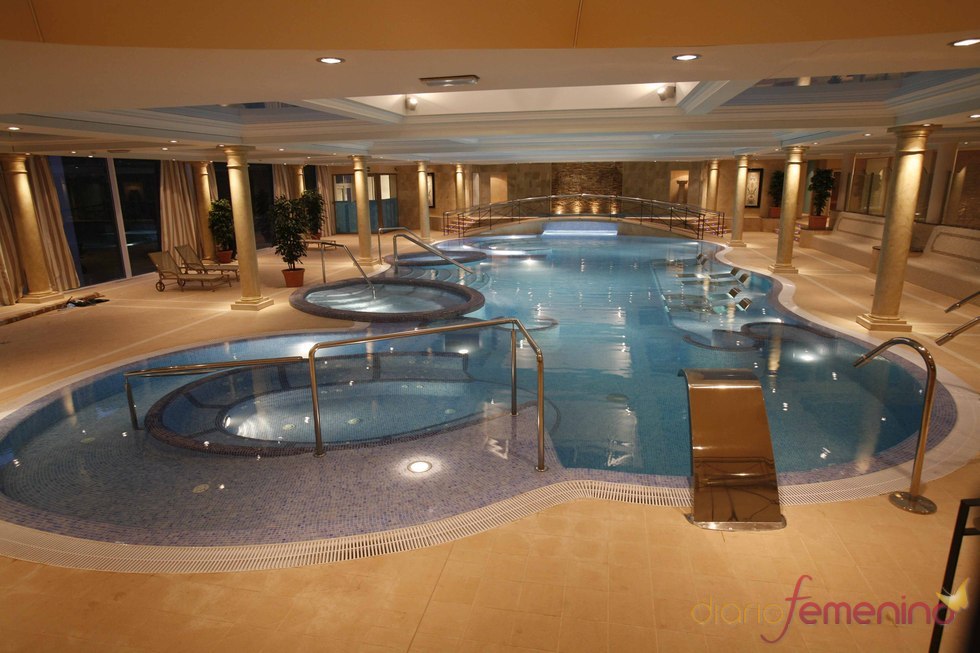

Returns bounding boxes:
[417,161,431,241]
[455,163,466,211]
[706,159,720,211]
[0,154,63,303]
[729,155,749,247]
[769,146,808,274]
[288,164,305,199]
[675,180,688,204]
[352,155,373,263]
[925,142,955,224]
[223,146,273,311]
[191,161,216,261]
[857,125,937,331]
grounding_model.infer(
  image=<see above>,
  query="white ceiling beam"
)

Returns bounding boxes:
[677,80,760,115]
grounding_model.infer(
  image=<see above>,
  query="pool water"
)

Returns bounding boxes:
[0,228,957,542]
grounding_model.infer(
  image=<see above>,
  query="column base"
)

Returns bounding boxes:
[230,296,274,311]
[356,256,376,266]
[18,290,65,304]
[768,263,798,275]
[727,240,747,248]
[856,313,912,332]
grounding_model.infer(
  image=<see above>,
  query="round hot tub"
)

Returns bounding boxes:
[290,278,485,322]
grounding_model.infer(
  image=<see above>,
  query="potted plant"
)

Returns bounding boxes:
[807,168,835,229]
[297,189,326,239]
[207,199,236,263]
[272,196,307,287]
[767,170,784,219]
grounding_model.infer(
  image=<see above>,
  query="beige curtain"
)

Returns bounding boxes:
[272,164,290,200]
[160,161,199,254]
[315,165,335,236]
[27,156,79,291]
[206,162,218,202]
[0,178,23,304]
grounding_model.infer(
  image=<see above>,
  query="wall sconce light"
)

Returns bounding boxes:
[405,95,419,111]
[657,84,676,101]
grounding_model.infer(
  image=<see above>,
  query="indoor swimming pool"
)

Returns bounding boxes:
[0,221,963,548]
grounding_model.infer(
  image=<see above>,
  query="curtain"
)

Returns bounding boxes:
[315,165,335,236]
[0,176,23,305]
[206,162,218,202]
[160,161,199,254]
[272,164,290,200]
[27,156,79,292]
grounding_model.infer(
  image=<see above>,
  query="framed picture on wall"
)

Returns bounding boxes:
[745,168,763,208]
[427,172,435,208]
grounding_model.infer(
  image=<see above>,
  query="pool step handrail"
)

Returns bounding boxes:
[334,242,374,290]
[123,319,547,472]
[678,368,786,531]
[943,289,979,313]
[379,227,476,275]
[936,315,980,345]
[853,337,938,514]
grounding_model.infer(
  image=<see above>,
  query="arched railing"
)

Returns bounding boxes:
[442,193,726,239]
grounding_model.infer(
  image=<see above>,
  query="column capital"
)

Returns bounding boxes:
[887,124,939,153]
[416,161,428,171]
[350,154,367,170]
[735,154,750,167]
[0,153,30,171]
[708,159,720,169]
[191,160,210,172]
[220,145,255,155]
[782,145,808,163]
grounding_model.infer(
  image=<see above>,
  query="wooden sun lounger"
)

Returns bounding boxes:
[148,251,231,292]
[174,244,240,280]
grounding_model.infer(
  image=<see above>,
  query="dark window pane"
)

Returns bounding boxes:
[114,159,161,276]
[51,156,124,285]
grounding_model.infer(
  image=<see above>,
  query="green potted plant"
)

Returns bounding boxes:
[272,196,307,287]
[767,170,784,219]
[297,189,326,239]
[808,168,835,228]
[207,198,236,263]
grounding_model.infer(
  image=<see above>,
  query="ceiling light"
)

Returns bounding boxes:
[672,53,701,61]
[7,126,20,131]
[970,114,980,119]
[864,133,872,136]
[419,74,479,87]
[656,84,676,101]
[405,95,419,111]
[950,38,980,47]
[169,140,177,143]
[278,148,285,151]
[161,147,168,151]
[316,56,345,65]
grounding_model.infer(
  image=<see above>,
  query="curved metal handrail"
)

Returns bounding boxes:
[441,193,725,239]
[853,337,938,514]
[944,290,979,313]
[936,315,980,345]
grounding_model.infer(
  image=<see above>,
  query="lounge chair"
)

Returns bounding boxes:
[148,251,231,292]
[174,244,240,280]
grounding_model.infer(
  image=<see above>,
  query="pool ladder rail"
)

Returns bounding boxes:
[377,227,476,275]
[678,368,786,531]
[123,317,547,471]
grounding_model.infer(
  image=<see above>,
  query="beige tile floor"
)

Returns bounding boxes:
[0,228,978,652]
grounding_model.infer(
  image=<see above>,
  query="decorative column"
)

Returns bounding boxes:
[224,146,273,311]
[675,180,688,204]
[925,142,955,224]
[352,155,373,263]
[191,161,215,261]
[455,163,466,210]
[729,155,749,247]
[288,164,305,199]
[857,125,937,331]
[769,146,808,274]
[0,154,63,303]
[417,161,431,241]
[706,159,720,211]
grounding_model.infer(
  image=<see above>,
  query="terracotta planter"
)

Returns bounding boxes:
[808,215,828,230]
[216,250,234,264]
[282,268,305,288]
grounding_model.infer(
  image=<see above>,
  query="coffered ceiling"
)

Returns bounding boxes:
[1,0,979,165]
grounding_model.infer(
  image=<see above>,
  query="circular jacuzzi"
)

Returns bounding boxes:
[290,278,485,322]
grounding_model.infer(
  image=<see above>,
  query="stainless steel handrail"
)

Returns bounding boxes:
[334,242,374,290]
[391,233,476,275]
[308,318,546,470]
[123,356,306,429]
[853,337,938,514]
[376,226,415,264]
[936,315,980,345]
[943,290,979,313]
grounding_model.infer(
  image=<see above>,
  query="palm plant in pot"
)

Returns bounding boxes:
[207,199,236,263]
[767,170,784,219]
[297,189,326,239]
[272,196,308,287]
[807,168,835,229]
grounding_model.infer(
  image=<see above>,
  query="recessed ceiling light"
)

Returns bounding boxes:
[316,56,345,65]
[278,148,285,152]
[864,133,872,136]
[971,114,980,119]
[70,150,76,154]
[7,126,20,131]
[672,53,701,61]
[161,147,168,151]
[419,74,479,87]
[950,38,980,47]
[813,142,819,145]
[169,140,178,144]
